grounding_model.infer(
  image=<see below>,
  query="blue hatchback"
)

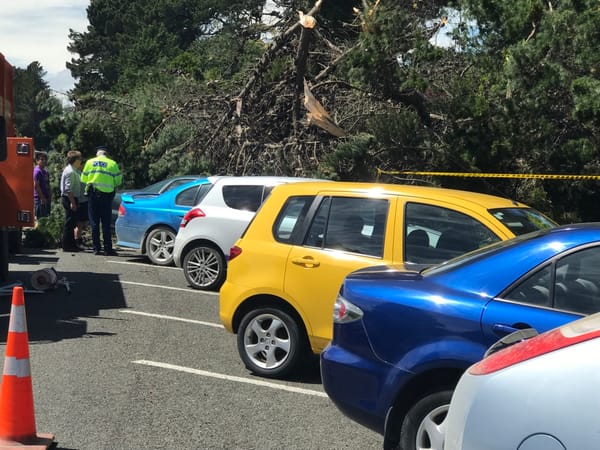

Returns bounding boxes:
[115,176,213,265]
[321,223,600,450]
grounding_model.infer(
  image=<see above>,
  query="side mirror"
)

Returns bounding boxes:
[484,328,538,358]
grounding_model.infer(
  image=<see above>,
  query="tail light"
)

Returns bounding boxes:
[118,204,126,217]
[229,245,242,261]
[180,208,205,228]
[333,294,363,323]
[470,314,600,375]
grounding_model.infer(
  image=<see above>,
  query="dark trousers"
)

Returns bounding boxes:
[34,200,51,219]
[61,196,78,249]
[88,191,114,252]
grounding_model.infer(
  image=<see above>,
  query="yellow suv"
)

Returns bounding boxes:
[219,181,556,378]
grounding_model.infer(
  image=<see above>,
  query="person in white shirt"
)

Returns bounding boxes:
[60,150,84,252]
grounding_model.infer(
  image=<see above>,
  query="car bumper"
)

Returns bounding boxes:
[443,371,484,450]
[173,252,182,267]
[115,222,144,250]
[445,338,600,450]
[172,232,188,267]
[219,279,244,333]
[321,343,397,435]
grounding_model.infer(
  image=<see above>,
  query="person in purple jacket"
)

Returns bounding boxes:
[33,151,51,219]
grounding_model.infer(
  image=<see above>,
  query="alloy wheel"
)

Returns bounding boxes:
[242,313,291,370]
[146,227,176,265]
[183,245,224,290]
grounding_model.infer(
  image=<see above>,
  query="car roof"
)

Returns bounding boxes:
[206,175,322,186]
[122,176,210,196]
[268,181,528,208]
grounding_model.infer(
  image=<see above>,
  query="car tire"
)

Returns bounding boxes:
[145,227,177,266]
[399,390,453,450]
[182,244,226,290]
[237,307,308,379]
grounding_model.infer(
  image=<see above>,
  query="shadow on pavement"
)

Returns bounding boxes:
[4,249,60,268]
[248,353,323,385]
[0,251,127,344]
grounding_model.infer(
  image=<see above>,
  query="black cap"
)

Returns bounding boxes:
[96,145,109,151]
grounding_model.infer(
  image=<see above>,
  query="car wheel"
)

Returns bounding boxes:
[182,244,226,290]
[237,307,308,379]
[399,390,453,450]
[145,227,177,266]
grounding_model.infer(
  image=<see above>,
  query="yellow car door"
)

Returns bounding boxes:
[283,193,396,352]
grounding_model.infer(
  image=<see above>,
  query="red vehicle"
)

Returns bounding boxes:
[0,52,35,280]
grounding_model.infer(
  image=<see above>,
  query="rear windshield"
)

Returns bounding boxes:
[490,208,556,235]
[222,185,265,212]
[141,178,190,193]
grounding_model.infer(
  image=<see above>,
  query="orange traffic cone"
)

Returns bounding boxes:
[0,287,54,449]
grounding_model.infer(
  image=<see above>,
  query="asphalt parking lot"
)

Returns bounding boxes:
[1,247,381,449]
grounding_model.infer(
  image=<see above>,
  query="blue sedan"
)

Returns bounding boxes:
[115,176,214,265]
[321,223,600,450]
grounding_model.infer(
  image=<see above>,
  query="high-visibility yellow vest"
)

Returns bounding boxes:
[81,155,122,193]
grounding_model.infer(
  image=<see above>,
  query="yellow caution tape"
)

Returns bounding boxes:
[376,169,600,181]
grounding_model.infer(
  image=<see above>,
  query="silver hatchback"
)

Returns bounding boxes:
[445,313,600,450]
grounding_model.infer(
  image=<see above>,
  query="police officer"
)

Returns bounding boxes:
[81,146,122,256]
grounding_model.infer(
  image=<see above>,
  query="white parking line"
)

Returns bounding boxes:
[117,280,219,296]
[119,310,224,328]
[108,259,182,270]
[133,360,328,398]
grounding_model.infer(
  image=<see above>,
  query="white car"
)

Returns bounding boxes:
[445,312,600,450]
[173,176,318,290]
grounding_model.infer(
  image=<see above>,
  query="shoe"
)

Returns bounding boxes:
[94,250,103,255]
[104,250,118,256]
[76,239,87,251]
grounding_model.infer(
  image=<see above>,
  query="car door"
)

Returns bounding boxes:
[480,245,600,346]
[481,297,581,349]
[395,199,507,265]
[283,193,394,351]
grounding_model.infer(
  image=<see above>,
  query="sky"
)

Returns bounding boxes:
[0,0,89,97]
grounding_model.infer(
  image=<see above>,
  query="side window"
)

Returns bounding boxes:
[503,265,552,307]
[502,246,600,314]
[554,247,600,315]
[305,198,330,248]
[273,196,314,243]
[262,186,275,202]
[222,185,264,211]
[306,196,388,258]
[194,183,213,204]
[405,203,500,264]
[175,186,200,206]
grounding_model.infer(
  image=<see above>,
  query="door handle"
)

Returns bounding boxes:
[291,257,320,268]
